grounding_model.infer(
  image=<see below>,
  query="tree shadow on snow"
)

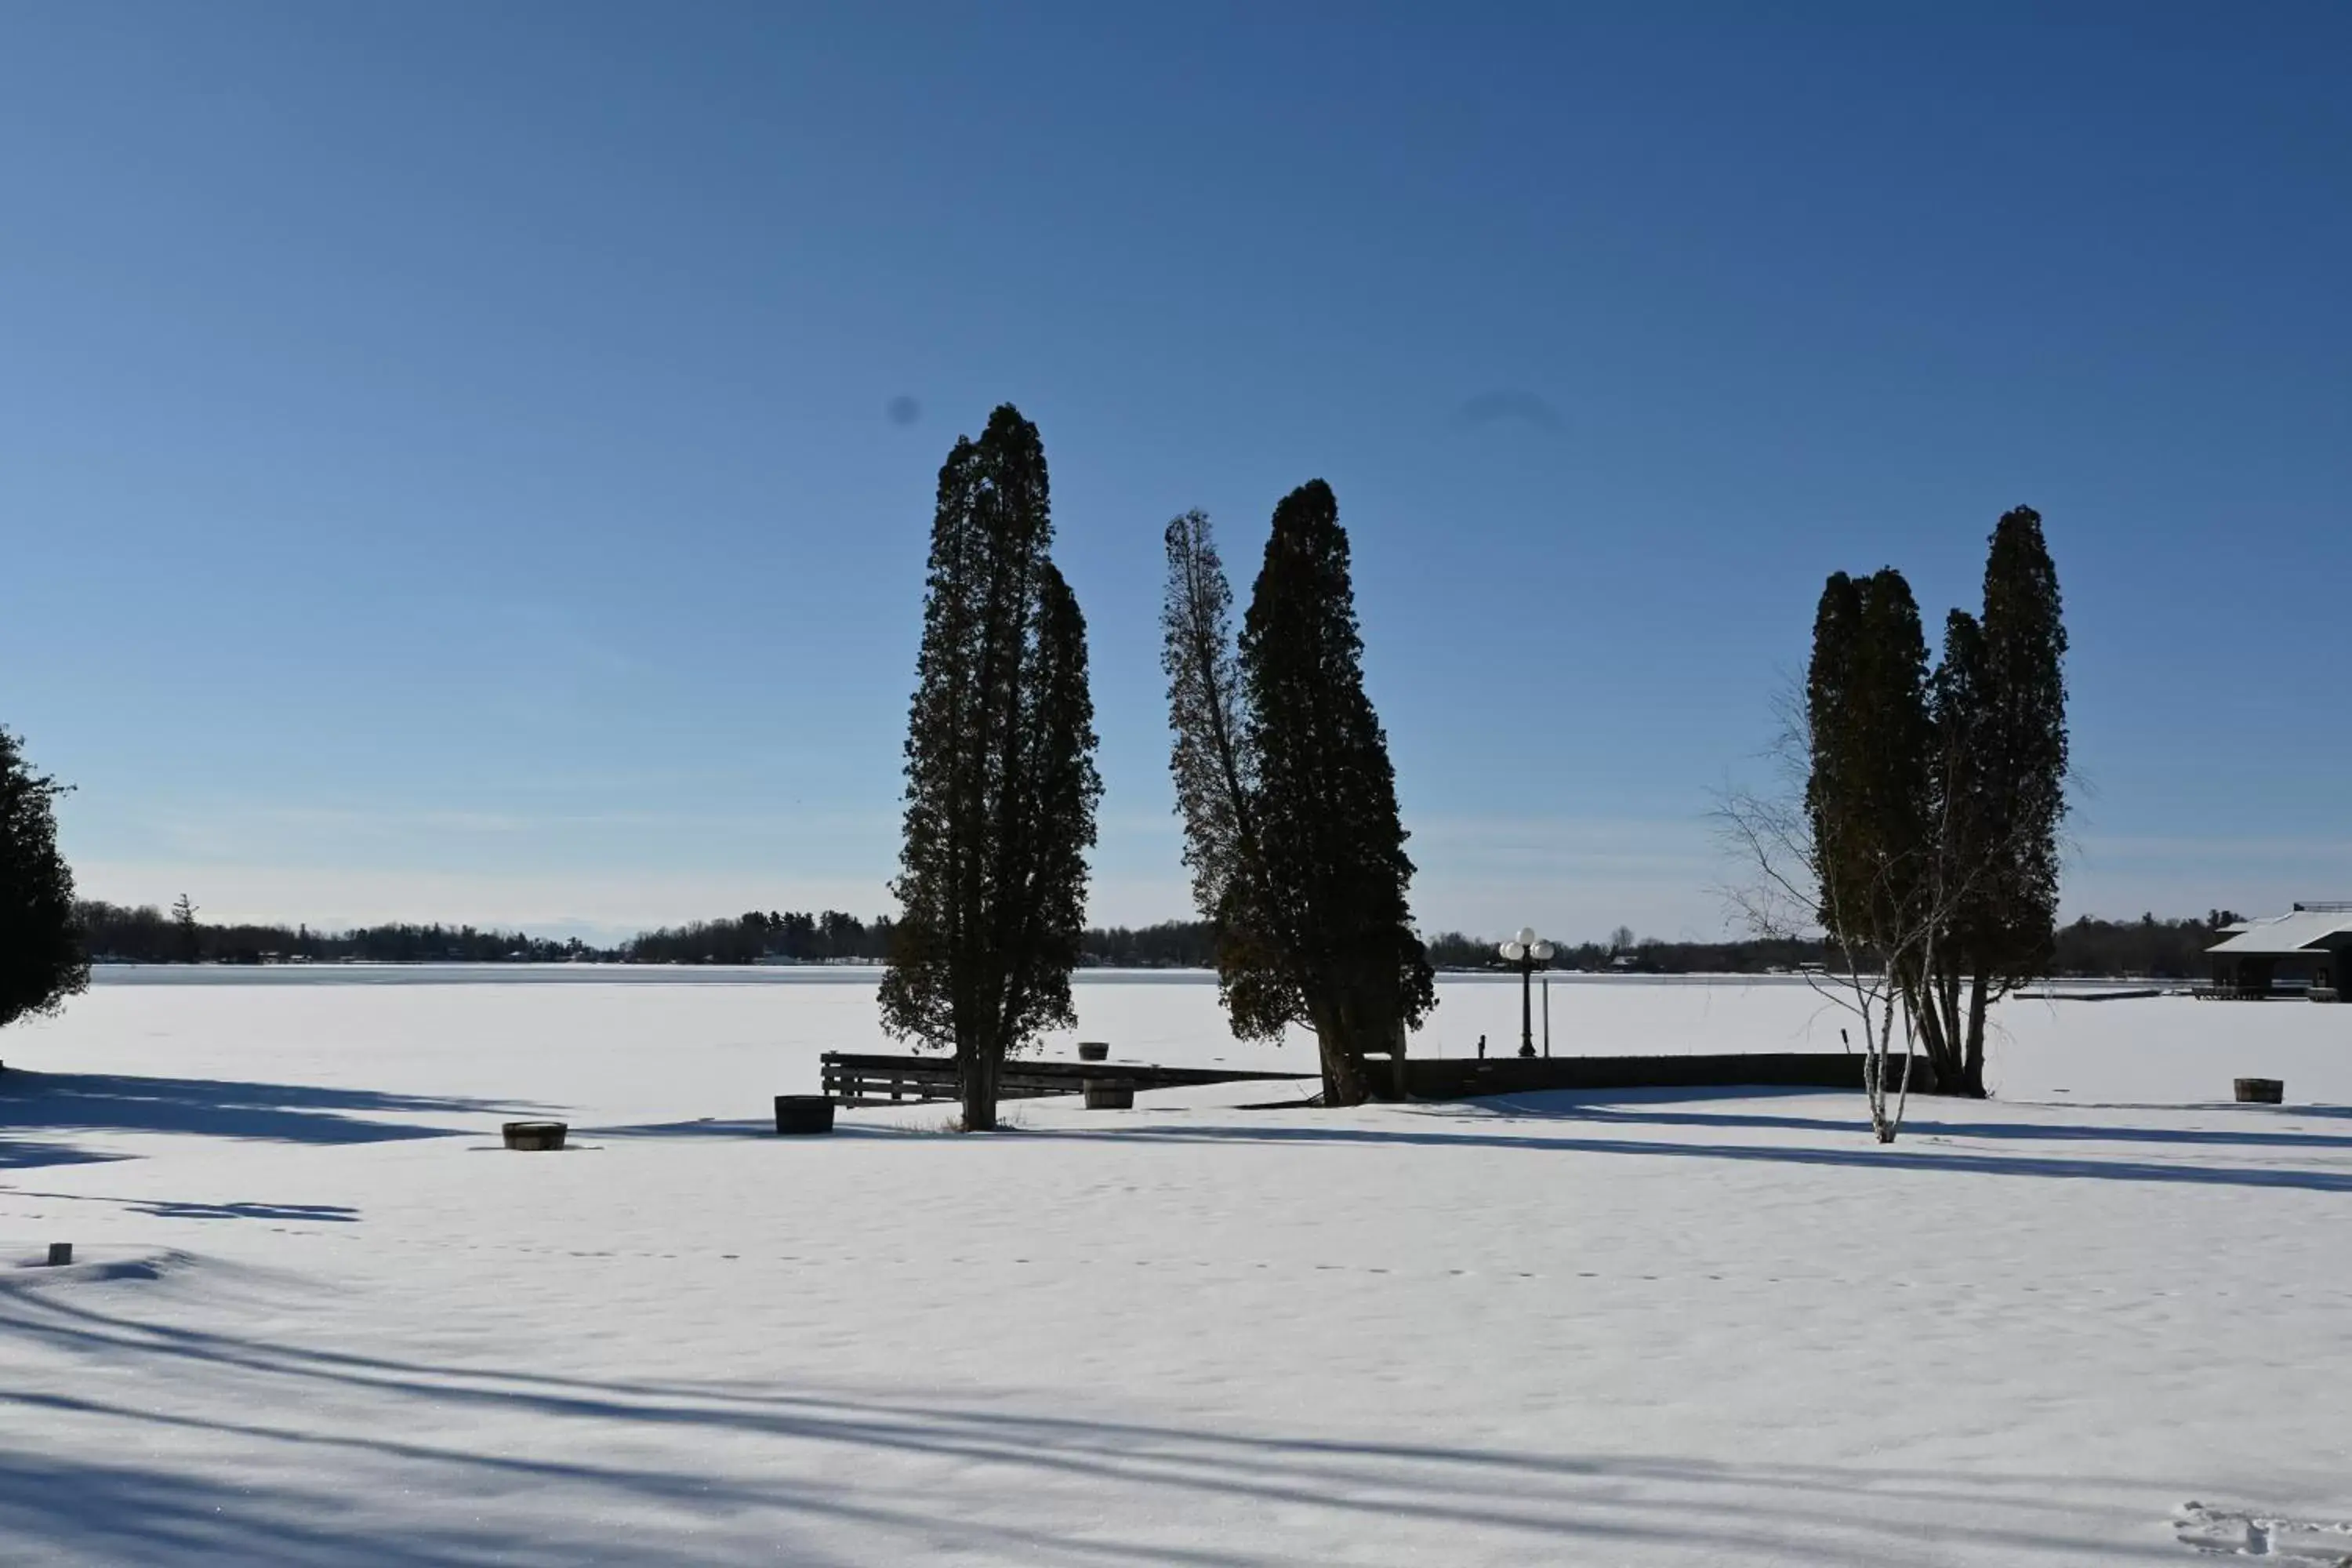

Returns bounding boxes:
[1454,1091,2352,1154]
[0,1071,535,1147]
[2049,1099,2352,1123]
[0,1448,742,1568]
[0,1284,2186,1566]
[6,1189,362,1222]
[1027,1112,2352,1193]
[0,1137,126,1172]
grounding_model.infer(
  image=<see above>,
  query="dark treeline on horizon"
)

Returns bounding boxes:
[1423,930,1835,975]
[2046,910,2243,980]
[1435,912,2237,978]
[74,900,2245,979]
[76,901,893,966]
[75,901,597,965]
[627,910,894,964]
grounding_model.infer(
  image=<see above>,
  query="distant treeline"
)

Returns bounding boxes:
[72,900,2245,978]
[2049,911,2241,979]
[1428,913,2241,978]
[76,902,595,964]
[1426,913,2243,978]
[626,910,893,964]
[1425,930,1836,974]
[72,902,1215,970]
[621,913,1219,967]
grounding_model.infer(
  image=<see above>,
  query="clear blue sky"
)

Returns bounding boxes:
[2,3,2346,942]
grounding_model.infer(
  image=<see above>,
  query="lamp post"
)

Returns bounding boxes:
[1499,927,1555,1058]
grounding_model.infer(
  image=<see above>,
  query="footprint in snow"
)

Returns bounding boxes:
[2176,1501,2352,1561]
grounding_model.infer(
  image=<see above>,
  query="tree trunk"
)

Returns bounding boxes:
[1903,966,1941,1073]
[1935,965,1962,1080]
[960,1044,1000,1132]
[1904,958,1969,1095]
[1959,969,1991,1098]
[1312,1006,1369,1107]
[1899,963,1947,1093]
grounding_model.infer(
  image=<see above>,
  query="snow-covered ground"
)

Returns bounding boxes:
[3,971,2348,1565]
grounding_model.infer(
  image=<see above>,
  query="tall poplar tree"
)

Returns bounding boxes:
[1162,482,1432,1105]
[0,727,88,1030]
[1808,570,1936,964]
[880,405,1102,1131]
[1917,605,1987,1080]
[1946,506,2067,1094]
[1806,568,1967,1086]
[1805,572,1867,941]
[1160,510,1279,1020]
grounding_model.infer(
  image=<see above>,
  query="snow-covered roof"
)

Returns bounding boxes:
[2206,909,2352,956]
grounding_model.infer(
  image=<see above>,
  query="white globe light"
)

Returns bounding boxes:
[1532,941,1555,960]
[1501,941,1526,961]
[1516,927,1537,946]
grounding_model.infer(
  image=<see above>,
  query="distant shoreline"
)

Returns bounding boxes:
[82,964,2183,992]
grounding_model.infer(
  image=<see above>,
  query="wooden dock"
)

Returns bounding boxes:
[819,1051,1310,1107]
[1399,1050,1934,1099]
[820,1049,1924,1106]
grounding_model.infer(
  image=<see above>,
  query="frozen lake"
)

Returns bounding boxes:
[3,972,2349,1563]
[20,965,2349,1120]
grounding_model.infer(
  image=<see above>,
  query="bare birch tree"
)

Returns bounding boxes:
[1720,688,2029,1142]
[1719,694,1933,1142]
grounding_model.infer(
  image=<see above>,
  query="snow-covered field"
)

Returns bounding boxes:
[3,971,2349,1565]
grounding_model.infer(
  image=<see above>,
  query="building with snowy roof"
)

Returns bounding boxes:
[2204,903,2352,999]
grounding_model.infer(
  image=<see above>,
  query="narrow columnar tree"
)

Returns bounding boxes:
[880,405,1102,1131]
[1236,481,1434,1104]
[1804,573,1867,932]
[1808,569,1936,975]
[1163,490,1435,1105]
[1918,606,1988,1078]
[1803,568,1964,1109]
[0,727,88,1030]
[1949,506,2067,1094]
[1161,509,1314,1061]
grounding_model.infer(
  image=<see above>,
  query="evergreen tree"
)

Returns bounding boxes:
[0,728,89,1029]
[1807,572,1936,956]
[171,893,201,962]
[1160,510,1289,1039]
[1806,569,1960,1084]
[1852,570,1937,945]
[880,405,1102,1131]
[1163,490,1436,1104]
[1234,481,1433,1105]
[1917,606,1988,1079]
[1805,514,2067,1099]
[1950,506,2067,1094]
[1804,572,1866,937]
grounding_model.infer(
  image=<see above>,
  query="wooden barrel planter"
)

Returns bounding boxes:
[2234,1077,2285,1105]
[1077,1041,1109,1062]
[774,1094,836,1135]
[1082,1080,1134,1110]
[502,1120,568,1151]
